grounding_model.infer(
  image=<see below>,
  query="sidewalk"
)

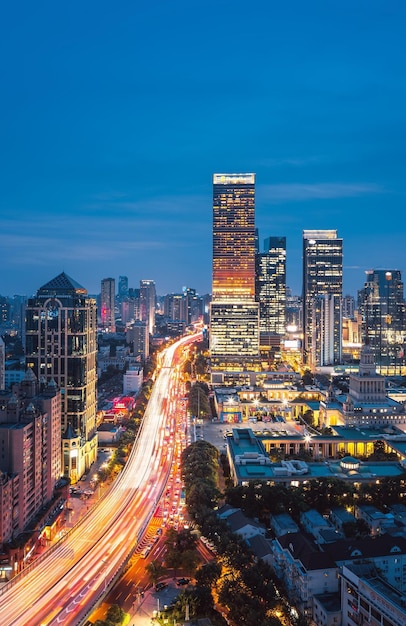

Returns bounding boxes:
[128,580,180,626]
[65,448,114,528]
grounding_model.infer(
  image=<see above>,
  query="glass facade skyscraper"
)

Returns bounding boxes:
[256,236,286,341]
[100,277,116,332]
[302,230,343,368]
[358,269,406,374]
[25,272,98,481]
[210,174,260,378]
[212,173,256,301]
[139,279,156,335]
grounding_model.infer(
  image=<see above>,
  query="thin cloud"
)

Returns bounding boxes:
[258,182,385,203]
[258,156,322,168]
[83,193,207,217]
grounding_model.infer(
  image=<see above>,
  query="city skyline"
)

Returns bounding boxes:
[1,1,406,299]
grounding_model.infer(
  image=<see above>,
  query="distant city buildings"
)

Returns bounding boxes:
[139,279,156,335]
[100,277,116,333]
[118,275,129,301]
[25,272,98,482]
[120,287,140,326]
[125,320,149,361]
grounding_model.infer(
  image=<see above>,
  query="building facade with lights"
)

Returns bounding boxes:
[139,279,156,335]
[255,236,286,360]
[100,277,116,333]
[302,230,343,369]
[357,269,406,375]
[210,173,260,382]
[0,369,61,547]
[25,272,98,482]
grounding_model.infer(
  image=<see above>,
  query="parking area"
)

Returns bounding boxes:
[194,417,300,451]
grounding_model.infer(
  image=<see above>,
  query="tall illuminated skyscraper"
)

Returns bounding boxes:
[25,272,98,482]
[210,174,260,382]
[358,269,406,374]
[140,279,156,335]
[100,277,116,332]
[118,275,129,301]
[256,236,286,359]
[302,230,343,368]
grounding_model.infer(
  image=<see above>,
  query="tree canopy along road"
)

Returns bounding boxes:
[0,332,201,626]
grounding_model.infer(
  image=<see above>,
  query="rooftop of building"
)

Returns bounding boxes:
[343,562,406,616]
[277,532,337,570]
[332,425,401,441]
[226,428,406,482]
[38,271,87,295]
[271,512,299,528]
[326,533,406,561]
[313,593,341,613]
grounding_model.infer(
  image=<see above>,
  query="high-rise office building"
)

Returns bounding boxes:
[121,288,140,326]
[212,173,256,301]
[12,295,27,346]
[357,269,406,374]
[256,236,286,358]
[210,173,260,381]
[25,272,98,481]
[126,320,149,361]
[183,287,203,325]
[164,293,187,322]
[311,293,342,368]
[118,275,129,301]
[0,370,62,547]
[302,230,343,368]
[140,279,156,335]
[100,277,116,333]
[342,294,355,320]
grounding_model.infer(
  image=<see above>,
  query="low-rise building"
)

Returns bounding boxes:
[355,504,396,536]
[272,532,339,616]
[330,507,357,533]
[270,512,299,538]
[341,562,406,626]
[218,505,266,541]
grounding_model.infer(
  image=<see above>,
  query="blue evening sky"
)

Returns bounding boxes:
[1,1,405,299]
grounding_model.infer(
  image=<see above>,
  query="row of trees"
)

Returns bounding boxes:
[224,475,406,532]
[187,381,211,419]
[180,440,294,626]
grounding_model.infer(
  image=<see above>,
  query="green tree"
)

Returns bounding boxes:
[195,353,208,377]
[171,589,199,621]
[145,560,167,586]
[302,409,315,428]
[302,370,314,386]
[105,604,125,624]
[180,549,200,577]
[195,561,221,588]
[188,383,210,418]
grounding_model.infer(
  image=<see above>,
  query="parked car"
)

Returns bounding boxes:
[155,582,168,591]
[176,578,190,586]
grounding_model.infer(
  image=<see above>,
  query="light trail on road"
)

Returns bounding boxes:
[0,333,201,626]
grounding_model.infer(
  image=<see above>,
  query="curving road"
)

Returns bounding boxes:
[0,332,200,626]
